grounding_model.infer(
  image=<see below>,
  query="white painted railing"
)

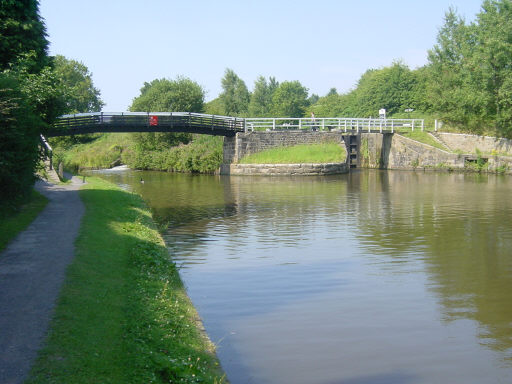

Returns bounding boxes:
[244,117,424,133]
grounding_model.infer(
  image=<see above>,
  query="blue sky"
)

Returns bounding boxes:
[40,0,483,111]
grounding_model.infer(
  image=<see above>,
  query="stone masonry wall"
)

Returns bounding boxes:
[224,131,346,164]
[226,162,348,176]
[432,132,512,155]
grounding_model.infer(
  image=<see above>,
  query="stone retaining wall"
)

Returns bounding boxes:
[223,162,348,176]
[223,131,346,165]
[432,132,512,155]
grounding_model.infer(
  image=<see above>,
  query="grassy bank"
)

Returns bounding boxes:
[399,131,450,151]
[0,190,48,252]
[239,143,347,164]
[52,133,223,173]
[27,177,225,384]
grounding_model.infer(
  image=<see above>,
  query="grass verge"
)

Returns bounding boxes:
[239,142,347,164]
[26,177,225,384]
[0,189,48,252]
[399,131,450,151]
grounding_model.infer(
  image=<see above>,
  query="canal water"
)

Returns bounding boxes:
[93,169,512,384]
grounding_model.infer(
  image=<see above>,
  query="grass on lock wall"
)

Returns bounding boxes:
[239,142,347,164]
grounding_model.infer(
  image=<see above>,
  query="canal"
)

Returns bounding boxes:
[92,168,512,384]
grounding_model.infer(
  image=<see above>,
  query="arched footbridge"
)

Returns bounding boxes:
[41,112,424,170]
[46,112,424,137]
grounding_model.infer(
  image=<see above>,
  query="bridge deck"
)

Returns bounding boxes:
[47,112,246,137]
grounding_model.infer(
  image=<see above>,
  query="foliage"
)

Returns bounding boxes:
[0,73,43,203]
[55,133,224,174]
[204,97,225,115]
[271,80,309,117]
[131,76,204,113]
[427,1,512,137]
[53,133,133,171]
[26,177,225,383]
[248,75,279,117]
[130,76,205,151]
[219,68,250,116]
[239,143,347,164]
[124,135,223,173]
[52,55,104,114]
[0,0,49,72]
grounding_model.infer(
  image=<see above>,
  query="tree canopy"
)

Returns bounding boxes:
[129,76,205,150]
[53,55,104,114]
[219,69,250,116]
[0,0,49,72]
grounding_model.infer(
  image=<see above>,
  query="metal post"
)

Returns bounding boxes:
[344,119,347,132]
[391,120,394,133]
[322,119,325,131]
[380,120,382,133]
[421,120,424,131]
[368,119,371,133]
[299,118,302,130]
[435,119,438,132]
[412,119,414,132]
[356,120,359,133]
[273,119,276,130]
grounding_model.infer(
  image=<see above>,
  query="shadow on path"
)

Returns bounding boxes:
[0,176,85,384]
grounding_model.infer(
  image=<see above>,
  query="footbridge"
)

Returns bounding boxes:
[46,112,246,137]
[46,112,424,137]
[42,112,424,171]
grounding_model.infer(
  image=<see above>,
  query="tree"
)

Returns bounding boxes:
[129,76,205,150]
[248,76,278,117]
[0,0,49,72]
[0,73,42,204]
[271,80,309,117]
[473,0,512,136]
[350,62,417,117]
[219,68,250,116]
[427,2,512,137]
[131,76,204,112]
[53,55,104,114]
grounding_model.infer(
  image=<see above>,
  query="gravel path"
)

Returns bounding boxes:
[0,176,85,384]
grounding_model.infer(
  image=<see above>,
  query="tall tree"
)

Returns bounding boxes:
[427,1,512,137]
[473,0,512,136]
[271,80,309,117]
[53,55,104,113]
[219,68,250,116]
[0,0,49,72]
[248,76,278,117]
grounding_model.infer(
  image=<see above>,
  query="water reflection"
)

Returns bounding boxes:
[92,168,512,383]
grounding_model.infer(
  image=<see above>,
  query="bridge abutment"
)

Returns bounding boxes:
[220,131,348,175]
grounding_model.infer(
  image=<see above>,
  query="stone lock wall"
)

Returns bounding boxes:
[221,131,347,175]
[223,131,346,164]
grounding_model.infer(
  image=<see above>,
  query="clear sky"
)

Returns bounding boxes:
[39,0,484,111]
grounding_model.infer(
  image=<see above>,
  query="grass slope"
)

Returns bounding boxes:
[399,131,450,151]
[0,190,48,252]
[239,143,347,164]
[26,177,224,384]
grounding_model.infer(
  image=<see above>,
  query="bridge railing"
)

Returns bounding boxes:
[244,117,424,133]
[51,112,245,136]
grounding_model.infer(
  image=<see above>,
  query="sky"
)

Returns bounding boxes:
[39,0,484,111]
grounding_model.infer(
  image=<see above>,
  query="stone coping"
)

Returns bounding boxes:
[222,162,349,176]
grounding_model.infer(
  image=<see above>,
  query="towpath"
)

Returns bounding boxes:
[0,174,85,384]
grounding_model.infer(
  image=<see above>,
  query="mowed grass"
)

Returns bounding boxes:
[26,177,225,384]
[239,143,347,164]
[0,190,48,252]
[399,131,450,151]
